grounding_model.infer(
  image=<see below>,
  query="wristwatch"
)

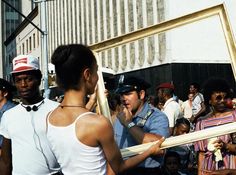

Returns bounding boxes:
[127,122,135,129]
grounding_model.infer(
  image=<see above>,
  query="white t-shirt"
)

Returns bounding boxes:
[0,99,60,175]
[47,112,106,175]
[163,98,182,127]
[192,93,204,115]
[181,100,192,119]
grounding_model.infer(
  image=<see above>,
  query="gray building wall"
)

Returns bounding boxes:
[1,0,21,79]
[47,0,166,74]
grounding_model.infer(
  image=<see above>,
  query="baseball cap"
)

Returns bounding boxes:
[115,76,151,94]
[156,82,175,90]
[11,55,39,74]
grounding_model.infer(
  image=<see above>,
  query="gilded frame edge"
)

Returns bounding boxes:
[90,3,236,79]
[91,3,236,120]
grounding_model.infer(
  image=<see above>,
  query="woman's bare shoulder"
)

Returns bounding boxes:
[77,113,113,140]
[85,113,112,126]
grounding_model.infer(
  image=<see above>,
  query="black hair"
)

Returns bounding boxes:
[107,92,121,111]
[202,77,232,106]
[0,78,16,101]
[153,96,160,107]
[164,151,181,165]
[51,44,97,91]
[190,82,200,91]
[0,87,14,101]
[175,117,190,128]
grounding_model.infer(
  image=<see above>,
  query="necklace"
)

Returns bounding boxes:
[21,100,45,112]
[59,104,85,108]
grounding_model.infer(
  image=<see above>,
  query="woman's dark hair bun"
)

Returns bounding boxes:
[51,45,71,65]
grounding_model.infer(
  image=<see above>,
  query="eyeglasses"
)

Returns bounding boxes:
[215,93,227,101]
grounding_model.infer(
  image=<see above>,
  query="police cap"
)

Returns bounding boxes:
[116,76,151,94]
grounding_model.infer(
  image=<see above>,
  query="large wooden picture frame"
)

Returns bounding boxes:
[90,3,236,78]
[90,3,236,157]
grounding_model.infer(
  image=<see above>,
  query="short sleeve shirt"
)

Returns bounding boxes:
[0,100,16,146]
[114,102,169,168]
[163,98,182,127]
[192,93,204,115]
[194,111,236,173]
[0,99,60,175]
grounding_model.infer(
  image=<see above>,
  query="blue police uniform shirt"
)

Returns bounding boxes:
[0,100,16,147]
[114,102,169,168]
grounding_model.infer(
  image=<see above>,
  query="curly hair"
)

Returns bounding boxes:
[202,77,233,106]
[175,117,190,128]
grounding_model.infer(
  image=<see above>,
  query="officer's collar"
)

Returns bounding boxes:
[134,102,150,119]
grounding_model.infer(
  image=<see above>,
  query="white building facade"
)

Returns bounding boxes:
[46,0,236,73]
[4,0,236,98]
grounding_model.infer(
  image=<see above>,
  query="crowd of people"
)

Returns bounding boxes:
[0,44,235,175]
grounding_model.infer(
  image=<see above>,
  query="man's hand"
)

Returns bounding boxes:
[116,106,133,127]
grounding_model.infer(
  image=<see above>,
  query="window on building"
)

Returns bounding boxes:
[5,4,10,11]
[26,39,28,53]
[37,30,40,46]
[8,55,11,65]
[29,36,32,51]
[33,33,36,49]
[22,43,25,54]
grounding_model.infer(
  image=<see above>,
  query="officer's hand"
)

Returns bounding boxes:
[116,105,132,126]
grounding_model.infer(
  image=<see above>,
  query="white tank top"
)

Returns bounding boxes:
[47,112,107,175]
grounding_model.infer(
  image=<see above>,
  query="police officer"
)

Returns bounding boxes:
[113,76,169,175]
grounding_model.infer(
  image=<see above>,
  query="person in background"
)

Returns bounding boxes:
[189,82,206,124]
[173,94,183,106]
[0,79,16,156]
[194,77,236,175]
[156,82,182,135]
[153,96,164,110]
[232,98,236,110]
[113,76,169,175]
[167,118,197,175]
[161,151,187,175]
[0,55,61,175]
[107,92,121,124]
[181,93,194,119]
[46,44,165,175]
[147,95,155,107]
